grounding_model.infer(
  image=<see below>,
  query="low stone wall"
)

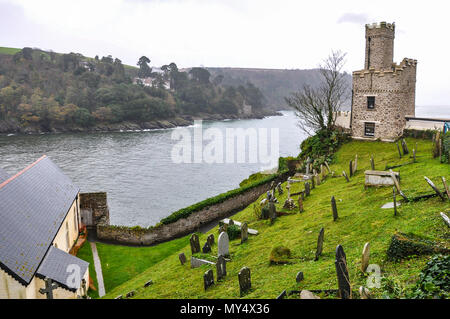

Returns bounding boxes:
[80,192,110,226]
[96,172,291,246]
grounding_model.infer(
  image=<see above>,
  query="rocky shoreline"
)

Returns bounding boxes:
[0,110,282,135]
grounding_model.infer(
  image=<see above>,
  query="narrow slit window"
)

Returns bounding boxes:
[364,122,375,137]
[367,96,375,109]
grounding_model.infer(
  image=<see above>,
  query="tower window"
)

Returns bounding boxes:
[364,123,375,137]
[367,96,375,109]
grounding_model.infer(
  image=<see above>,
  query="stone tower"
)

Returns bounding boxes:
[351,22,417,141]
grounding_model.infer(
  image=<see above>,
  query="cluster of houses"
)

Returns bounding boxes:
[0,156,89,299]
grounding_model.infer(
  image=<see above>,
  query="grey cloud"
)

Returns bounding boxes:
[337,13,369,25]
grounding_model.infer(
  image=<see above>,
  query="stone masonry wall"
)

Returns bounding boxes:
[96,172,290,246]
[79,192,110,226]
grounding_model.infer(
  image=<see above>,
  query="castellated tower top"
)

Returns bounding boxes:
[365,21,395,70]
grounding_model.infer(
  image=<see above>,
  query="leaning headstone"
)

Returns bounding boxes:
[331,196,338,221]
[238,267,251,296]
[218,232,230,257]
[440,212,450,228]
[442,177,450,200]
[277,290,287,299]
[190,234,200,254]
[343,171,350,182]
[216,255,227,281]
[424,176,446,201]
[241,223,248,244]
[144,280,153,288]
[361,242,370,272]
[314,228,325,261]
[191,257,215,269]
[202,241,212,253]
[207,234,215,246]
[393,187,398,216]
[325,162,332,174]
[335,245,351,299]
[370,155,375,170]
[298,196,304,213]
[396,142,402,158]
[203,269,214,291]
[296,271,304,283]
[305,182,311,197]
[389,169,408,201]
[269,201,277,224]
[179,252,187,265]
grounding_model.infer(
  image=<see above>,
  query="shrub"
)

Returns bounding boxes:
[442,132,450,163]
[227,225,241,240]
[408,255,450,299]
[386,232,449,261]
[269,246,291,264]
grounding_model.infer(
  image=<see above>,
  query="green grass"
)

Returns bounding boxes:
[102,138,449,299]
[0,47,21,55]
[77,236,189,297]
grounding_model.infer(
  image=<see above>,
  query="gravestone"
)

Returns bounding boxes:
[298,196,304,213]
[396,142,402,158]
[179,252,187,265]
[191,257,215,269]
[442,177,450,200]
[370,155,375,170]
[216,255,227,281]
[277,290,287,299]
[305,157,311,175]
[277,182,283,195]
[203,269,214,291]
[413,148,416,163]
[229,219,235,226]
[218,232,230,257]
[241,223,248,244]
[296,271,304,283]
[440,212,450,228]
[314,228,325,261]
[202,241,212,253]
[144,280,153,288]
[331,196,338,221]
[311,176,315,189]
[393,187,397,216]
[238,267,251,296]
[126,290,136,298]
[190,234,201,254]
[316,174,321,186]
[335,245,351,299]
[424,176,446,201]
[325,162,332,174]
[269,201,277,224]
[401,139,409,155]
[349,160,353,177]
[300,290,320,299]
[343,171,350,182]
[359,286,370,299]
[305,182,311,196]
[207,234,215,246]
[361,242,370,272]
[353,155,358,174]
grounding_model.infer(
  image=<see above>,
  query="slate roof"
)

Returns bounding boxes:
[0,156,80,286]
[36,246,88,291]
[0,167,9,183]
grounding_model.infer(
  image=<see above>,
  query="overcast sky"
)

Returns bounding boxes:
[1,0,449,106]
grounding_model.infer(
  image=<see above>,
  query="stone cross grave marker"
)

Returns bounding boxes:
[218,232,230,257]
[207,234,215,246]
[335,245,351,299]
[314,228,325,261]
[305,182,311,196]
[39,278,59,299]
[238,267,251,296]
[203,269,214,291]
[424,176,446,201]
[190,234,200,254]
[202,241,212,253]
[331,196,338,221]
[361,242,370,272]
[342,170,350,182]
[216,255,227,281]
[241,223,248,244]
[179,252,186,265]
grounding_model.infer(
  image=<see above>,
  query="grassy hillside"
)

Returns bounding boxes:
[102,138,449,299]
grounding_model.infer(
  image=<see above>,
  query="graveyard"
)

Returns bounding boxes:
[101,137,449,299]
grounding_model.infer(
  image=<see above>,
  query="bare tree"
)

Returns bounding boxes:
[285,50,350,135]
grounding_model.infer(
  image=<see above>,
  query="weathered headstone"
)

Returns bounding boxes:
[298,196,304,213]
[126,290,136,298]
[311,176,315,189]
[300,290,320,299]
[229,219,235,226]
[238,267,251,296]
[190,234,200,254]
[424,176,446,201]
[277,182,283,195]
[241,223,248,244]
[353,155,358,174]
[412,148,416,163]
[331,196,338,221]
[325,161,332,174]
[203,269,214,291]
[269,201,277,224]
[343,171,350,182]
[216,255,227,281]
[218,232,230,257]
[296,271,304,283]
[202,241,212,253]
[314,228,325,261]
[316,174,321,186]
[191,257,215,269]
[396,142,402,158]
[389,169,408,200]
[335,245,351,299]
[442,177,450,200]
[349,160,353,177]
[393,187,397,216]
[277,290,287,299]
[305,182,310,196]
[440,212,450,228]
[207,234,215,246]
[359,286,370,299]
[361,242,370,272]
[401,139,409,155]
[305,157,311,175]
[179,252,187,265]
[370,155,375,170]
[144,280,153,288]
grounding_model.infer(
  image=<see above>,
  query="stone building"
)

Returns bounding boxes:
[351,22,417,141]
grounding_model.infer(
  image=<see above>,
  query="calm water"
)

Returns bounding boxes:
[0,111,305,227]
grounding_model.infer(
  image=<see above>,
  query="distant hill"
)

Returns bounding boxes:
[206,67,352,110]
